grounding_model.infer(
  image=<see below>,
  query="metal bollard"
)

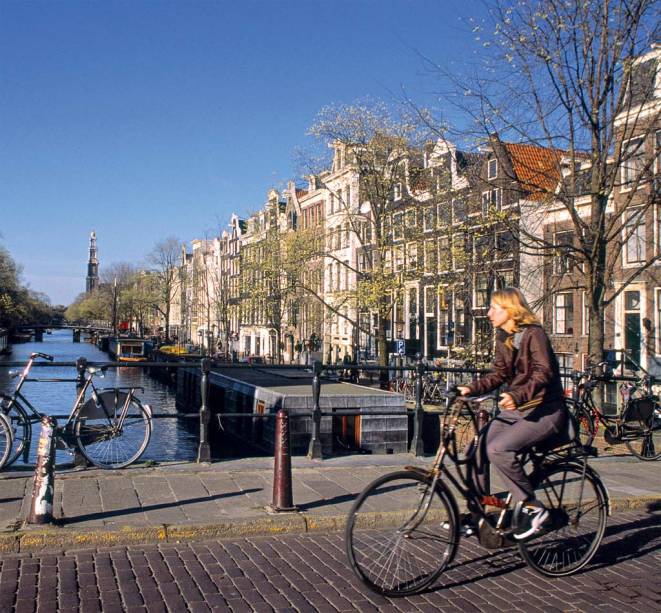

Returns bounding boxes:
[410,355,425,457]
[197,358,211,462]
[268,409,297,512]
[27,416,57,524]
[307,361,323,459]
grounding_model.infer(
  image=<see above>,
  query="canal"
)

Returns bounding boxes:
[0,329,198,466]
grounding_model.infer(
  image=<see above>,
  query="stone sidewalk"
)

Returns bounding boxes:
[0,453,659,553]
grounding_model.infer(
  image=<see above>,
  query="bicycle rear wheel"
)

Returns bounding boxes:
[0,413,12,469]
[0,395,32,468]
[625,417,661,461]
[74,391,152,469]
[345,470,459,597]
[516,463,607,576]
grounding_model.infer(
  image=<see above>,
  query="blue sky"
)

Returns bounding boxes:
[0,0,484,305]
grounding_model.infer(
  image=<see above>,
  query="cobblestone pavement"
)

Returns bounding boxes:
[0,506,659,612]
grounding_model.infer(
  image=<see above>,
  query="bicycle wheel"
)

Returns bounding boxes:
[345,470,459,597]
[625,411,661,460]
[566,399,596,447]
[516,463,607,576]
[0,413,12,469]
[0,395,32,468]
[74,391,152,469]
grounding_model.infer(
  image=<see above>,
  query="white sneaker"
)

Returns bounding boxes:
[513,502,549,540]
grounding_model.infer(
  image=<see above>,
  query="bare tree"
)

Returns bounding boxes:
[147,237,182,343]
[429,0,660,365]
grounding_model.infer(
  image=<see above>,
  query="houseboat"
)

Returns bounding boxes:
[108,337,151,362]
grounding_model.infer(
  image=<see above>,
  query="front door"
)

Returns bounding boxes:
[624,290,641,370]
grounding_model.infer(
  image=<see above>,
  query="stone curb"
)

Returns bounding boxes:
[1,494,658,554]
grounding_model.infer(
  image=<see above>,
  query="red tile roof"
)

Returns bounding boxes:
[504,143,564,201]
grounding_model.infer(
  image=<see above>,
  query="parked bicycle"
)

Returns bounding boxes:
[567,362,660,461]
[0,352,153,469]
[345,391,607,597]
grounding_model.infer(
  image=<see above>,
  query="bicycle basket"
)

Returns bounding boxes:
[622,397,655,423]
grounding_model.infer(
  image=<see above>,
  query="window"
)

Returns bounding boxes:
[438,202,452,227]
[488,158,498,180]
[621,137,644,188]
[454,296,465,345]
[345,185,351,208]
[453,234,465,270]
[494,270,514,289]
[407,243,418,270]
[424,286,436,316]
[424,239,437,273]
[393,182,402,201]
[407,287,418,339]
[393,212,404,241]
[394,244,404,272]
[452,199,466,223]
[554,231,575,274]
[556,353,573,376]
[423,207,435,232]
[438,236,450,271]
[329,193,335,214]
[481,189,501,215]
[344,260,349,290]
[624,207,645,264]
[496,231,514,259]
[475,274,490,308]
[405,209,416,228]
[554,293,574,335]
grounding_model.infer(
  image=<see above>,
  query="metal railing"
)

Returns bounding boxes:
[1,356,657,464]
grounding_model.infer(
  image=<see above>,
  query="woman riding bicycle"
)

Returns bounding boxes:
[457,288,568,540]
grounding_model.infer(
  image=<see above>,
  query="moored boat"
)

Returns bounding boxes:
[108,337,151,362]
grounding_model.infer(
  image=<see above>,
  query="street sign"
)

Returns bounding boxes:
[396,339,405,355]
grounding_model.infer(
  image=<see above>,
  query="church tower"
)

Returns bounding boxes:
[86,231,99,293]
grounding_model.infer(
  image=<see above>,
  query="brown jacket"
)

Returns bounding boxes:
[467,324,565,412]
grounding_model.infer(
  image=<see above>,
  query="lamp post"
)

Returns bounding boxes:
[197,330,204,355]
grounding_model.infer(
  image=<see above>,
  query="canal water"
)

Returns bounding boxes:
[0,329,198,466]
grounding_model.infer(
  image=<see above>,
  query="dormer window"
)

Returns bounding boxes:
[488,158,498,180]
[393,182,402,201]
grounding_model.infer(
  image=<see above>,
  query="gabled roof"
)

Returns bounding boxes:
[503,143,564,201]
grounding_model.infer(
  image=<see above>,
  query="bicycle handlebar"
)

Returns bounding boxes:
[30,352,54,362]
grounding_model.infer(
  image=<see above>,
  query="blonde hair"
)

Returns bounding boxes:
[491,288,540,332]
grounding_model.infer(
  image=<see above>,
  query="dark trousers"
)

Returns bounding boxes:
[475,406,567,503]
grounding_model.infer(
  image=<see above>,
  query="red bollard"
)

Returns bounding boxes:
[268,409,297,513]
[27,416,57,524]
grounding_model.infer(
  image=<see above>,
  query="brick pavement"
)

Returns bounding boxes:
[0,506,659,612]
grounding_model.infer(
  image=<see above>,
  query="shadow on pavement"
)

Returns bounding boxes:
[57,488,262,525]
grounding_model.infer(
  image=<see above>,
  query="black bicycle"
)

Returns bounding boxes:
[345,392,608,597]
[568,362,660,461]
[0,352,153,469]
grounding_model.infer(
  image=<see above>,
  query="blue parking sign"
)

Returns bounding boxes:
[396,339,405,355]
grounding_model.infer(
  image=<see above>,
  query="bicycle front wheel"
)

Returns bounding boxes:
[0,413,12,469]
[516,463,607,576]
[74,391,152,469]
[345,470,459,597]
[566,399,596,447]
